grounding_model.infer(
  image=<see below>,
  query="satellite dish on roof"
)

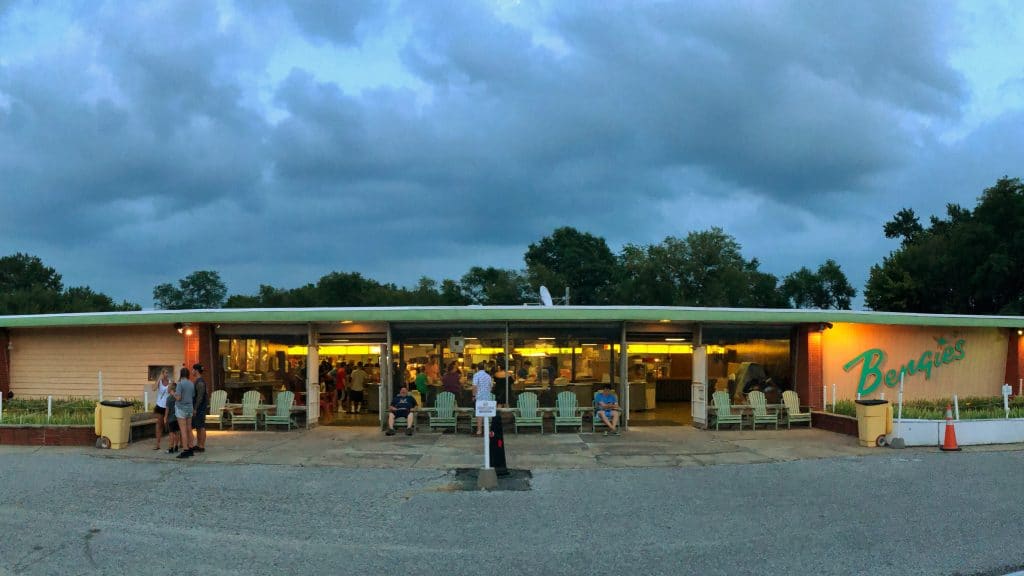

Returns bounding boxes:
[539,285,554,307]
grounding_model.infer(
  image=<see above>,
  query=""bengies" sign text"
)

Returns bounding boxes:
[842,337,966,395]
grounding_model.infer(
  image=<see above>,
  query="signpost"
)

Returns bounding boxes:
[476,399,498,489]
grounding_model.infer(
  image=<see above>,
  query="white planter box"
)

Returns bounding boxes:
[893,418,1024,446]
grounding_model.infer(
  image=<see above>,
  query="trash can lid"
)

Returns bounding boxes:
[855,399,888,406]
[99,400,132,408]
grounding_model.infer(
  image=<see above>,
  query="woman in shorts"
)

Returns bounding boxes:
[153,368,171,450]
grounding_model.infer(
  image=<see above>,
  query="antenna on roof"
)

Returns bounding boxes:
[539,285,554,307]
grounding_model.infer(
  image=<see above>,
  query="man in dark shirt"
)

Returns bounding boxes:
[191,363,209,453]
[386,386,418,436]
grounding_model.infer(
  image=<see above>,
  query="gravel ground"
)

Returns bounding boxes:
[1,449,1022,575]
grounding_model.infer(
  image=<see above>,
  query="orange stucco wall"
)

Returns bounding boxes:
[822,323,1008,401]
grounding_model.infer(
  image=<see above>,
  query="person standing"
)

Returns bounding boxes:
[348,362,368,414]
[442,362,462,405]
[413,368,429,406]
[472,363,493,436]
[333,362,347,413]
[191,363,209,453]
[164,380,180,454]
[153,368,171,450]
[173,367,195,459]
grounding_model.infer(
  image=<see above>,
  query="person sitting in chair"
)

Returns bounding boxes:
[595,383,620,436]
[386,386,418,436]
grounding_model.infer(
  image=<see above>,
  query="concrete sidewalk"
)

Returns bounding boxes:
[55,424,1020,470]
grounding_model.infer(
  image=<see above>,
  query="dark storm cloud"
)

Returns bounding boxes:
[0,0,1001,307]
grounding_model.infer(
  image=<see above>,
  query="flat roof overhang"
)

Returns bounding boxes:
[1,306,1023,329]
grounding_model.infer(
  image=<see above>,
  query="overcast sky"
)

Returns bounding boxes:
[1,1,1022,309]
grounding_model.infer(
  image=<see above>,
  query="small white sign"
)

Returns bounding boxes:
[1002,384,1013,397]
[475,400,497,417]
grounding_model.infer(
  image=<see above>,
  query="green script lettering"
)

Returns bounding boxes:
[843,348,886,395]
[843,337,967,393]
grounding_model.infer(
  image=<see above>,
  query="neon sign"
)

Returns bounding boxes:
[843,337,966,395]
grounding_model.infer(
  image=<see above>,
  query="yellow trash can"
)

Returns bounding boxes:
[94,400,133,449]
[855,399,893,447]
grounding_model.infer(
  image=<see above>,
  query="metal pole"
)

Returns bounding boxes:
[896,372,904,437]
[831,383,837,410]
[47,395,52,423]
[144,390,149,412]
[823,385,827,411]
[953,394,960,421]
[620,323,628,429]
[504,323,510,406]
[98,371,103,402]
[483,416,491,469]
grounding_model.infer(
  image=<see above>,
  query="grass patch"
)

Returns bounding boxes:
[830,396,1024,420]
[0,397,143,426]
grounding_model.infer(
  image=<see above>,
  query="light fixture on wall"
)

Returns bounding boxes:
[175,322,193,336]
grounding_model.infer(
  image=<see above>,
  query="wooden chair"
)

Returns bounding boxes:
[782,390,812,429]
[514,392,544,434]
[428,391,458,433]
[747,390,778,430]
[206,390,228,430]
[554,391,582,433]
[231,390,261,430]
[711,390,744,430]
[264,391,295,430]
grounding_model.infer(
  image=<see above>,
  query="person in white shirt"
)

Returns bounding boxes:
[152,368,171,450]
[472,363,493,436]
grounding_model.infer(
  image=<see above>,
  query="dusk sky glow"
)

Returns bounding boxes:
[1,1,1022,308]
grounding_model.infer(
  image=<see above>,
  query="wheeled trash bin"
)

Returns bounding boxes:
[95,399,133,449]
[855,399,892,447]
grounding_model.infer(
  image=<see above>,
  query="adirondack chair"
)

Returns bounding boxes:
[553,391,582,433]
[428,391,458,433]
[231,390,261,430]
[782,390,812,429]
[746,390,778,430]
[711,390,744,430]
[514,392,544,434]
[264,391,295,430]
[206,390,228,430]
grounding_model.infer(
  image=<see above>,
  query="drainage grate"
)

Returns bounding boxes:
[449,468,533,491]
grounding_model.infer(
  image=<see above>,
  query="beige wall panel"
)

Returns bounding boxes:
[823,323,1007,401]
[10,326,183,399]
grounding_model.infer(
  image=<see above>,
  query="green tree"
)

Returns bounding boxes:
[865,176,1024,314]
[611,229,785,307]
[62,286,141,312]
[524,227,618,304]
[0,253,137,314]
[458,267,530,305]
[781,259,856,309]
[153,270,228,309]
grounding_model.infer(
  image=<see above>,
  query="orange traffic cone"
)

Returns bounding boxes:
[940,403,961,452]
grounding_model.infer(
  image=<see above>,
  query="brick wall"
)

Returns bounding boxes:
[0,426,95,446]
[0,329,9,396]
[1004,330,1024,396]
[807,330,823,410]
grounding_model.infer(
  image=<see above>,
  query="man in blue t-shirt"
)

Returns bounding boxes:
[594,383,621,436]
[386,386,418,436]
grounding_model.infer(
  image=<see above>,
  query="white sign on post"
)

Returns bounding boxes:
[475,400,497,418]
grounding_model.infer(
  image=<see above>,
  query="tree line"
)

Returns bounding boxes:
[2,176,1020,315]
[147,226,855,310]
